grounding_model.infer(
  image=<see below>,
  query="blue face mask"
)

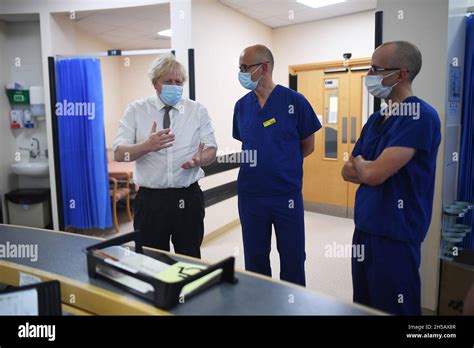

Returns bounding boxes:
[238,65,262,90]
[160,84,183,106]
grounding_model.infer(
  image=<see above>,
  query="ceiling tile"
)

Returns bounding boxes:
[74,16,119,34]
[262,16,291,28]
[219,0,377,28]
[90,12,139,27]
[125,19,166,36]
[70,4,170,51]
[104,27,143,40]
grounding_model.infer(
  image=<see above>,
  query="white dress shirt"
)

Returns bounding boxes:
[112,95,217,189]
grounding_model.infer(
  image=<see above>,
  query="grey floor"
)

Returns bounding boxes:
[74,208,355,303]
[69,209,441,314]
[201,211,355,302]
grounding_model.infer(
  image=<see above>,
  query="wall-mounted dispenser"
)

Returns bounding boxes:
[29,85,45,116]
[23,110,34,128]
[10,110,23,128]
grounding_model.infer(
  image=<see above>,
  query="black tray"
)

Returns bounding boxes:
[84,231,237,310]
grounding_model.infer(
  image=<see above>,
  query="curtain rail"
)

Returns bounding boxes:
[56,48,173,58]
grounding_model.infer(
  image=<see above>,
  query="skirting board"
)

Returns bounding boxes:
[202,218,240,246]
[304,200,354,219]
[202,202,356,248]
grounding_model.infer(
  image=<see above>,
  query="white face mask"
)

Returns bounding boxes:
[365,71,399,99]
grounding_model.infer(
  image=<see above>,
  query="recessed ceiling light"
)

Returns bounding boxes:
[158,29,172,37]
[296,0,347,9]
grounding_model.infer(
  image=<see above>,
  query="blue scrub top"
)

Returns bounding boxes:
[233,85,321,196]
[352,96,441,243]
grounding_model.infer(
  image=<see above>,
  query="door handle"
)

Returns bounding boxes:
[342,117,347,144]
[351,117,357,144]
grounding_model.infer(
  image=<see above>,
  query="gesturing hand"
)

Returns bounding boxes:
[145,121,175,152]
[181,143,205,169]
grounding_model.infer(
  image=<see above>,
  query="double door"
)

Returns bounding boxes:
[294,59,373,217]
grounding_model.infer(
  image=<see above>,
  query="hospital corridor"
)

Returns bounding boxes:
[0,0,473,345]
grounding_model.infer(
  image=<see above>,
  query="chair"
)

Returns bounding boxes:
[109,172,133,232]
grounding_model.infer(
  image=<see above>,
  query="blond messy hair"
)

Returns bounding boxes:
[148,54,187,82]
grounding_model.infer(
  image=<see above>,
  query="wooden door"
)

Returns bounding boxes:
[296,60,370,217]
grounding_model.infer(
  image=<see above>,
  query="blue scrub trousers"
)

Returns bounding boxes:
[238,191,306,286]
[351,228,421,315]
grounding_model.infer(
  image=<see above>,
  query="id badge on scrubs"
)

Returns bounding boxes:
[263,117,276,127]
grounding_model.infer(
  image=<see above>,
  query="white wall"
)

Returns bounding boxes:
[2,21,48,190]
[191,0,272,233]
[190,4,375,154]
[4,22,43,86]
[170,0,192,98]
[192,0,273,153]
[199,168,239,234]
[376,0,465,313]
[116,54,162,140]
[273,10,374,86]
[0,20,19,222]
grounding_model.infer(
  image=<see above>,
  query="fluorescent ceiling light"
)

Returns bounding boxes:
[296,0,347,9]
[158,29,172,37]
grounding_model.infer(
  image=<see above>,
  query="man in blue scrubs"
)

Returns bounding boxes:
[342,41,441,314]
[233,45,321,286]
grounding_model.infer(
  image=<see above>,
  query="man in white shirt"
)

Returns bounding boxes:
[112,54,217,258]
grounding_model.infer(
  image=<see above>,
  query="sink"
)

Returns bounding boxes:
[11,161,49,177]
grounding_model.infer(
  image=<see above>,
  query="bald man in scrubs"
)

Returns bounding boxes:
[342,41,441,314]
[233,45,321,286]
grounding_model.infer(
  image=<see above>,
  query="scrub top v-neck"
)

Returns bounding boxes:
[233,84,321,196]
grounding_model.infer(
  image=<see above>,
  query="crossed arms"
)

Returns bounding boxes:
[341,147,416,186]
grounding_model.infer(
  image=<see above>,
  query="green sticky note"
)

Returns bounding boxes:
[154,262,222,296]
[154,262,206,283]
[181,269,222,296]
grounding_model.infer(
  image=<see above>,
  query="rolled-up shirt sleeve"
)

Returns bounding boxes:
[112,105,137,152]
[198,105,218,150]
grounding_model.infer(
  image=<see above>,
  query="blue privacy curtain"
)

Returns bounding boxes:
[458,14,474,250]
[56,58,112,229]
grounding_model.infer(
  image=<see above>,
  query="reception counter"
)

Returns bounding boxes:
[0,224,382,315]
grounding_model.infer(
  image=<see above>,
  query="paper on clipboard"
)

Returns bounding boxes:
[96,263,154,294]
[101,246,169,276]
[0,288,39,315]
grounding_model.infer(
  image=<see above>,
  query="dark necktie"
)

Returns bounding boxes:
[163,105,173,129]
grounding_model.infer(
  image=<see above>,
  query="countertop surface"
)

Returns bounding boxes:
[0,224,380,315]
